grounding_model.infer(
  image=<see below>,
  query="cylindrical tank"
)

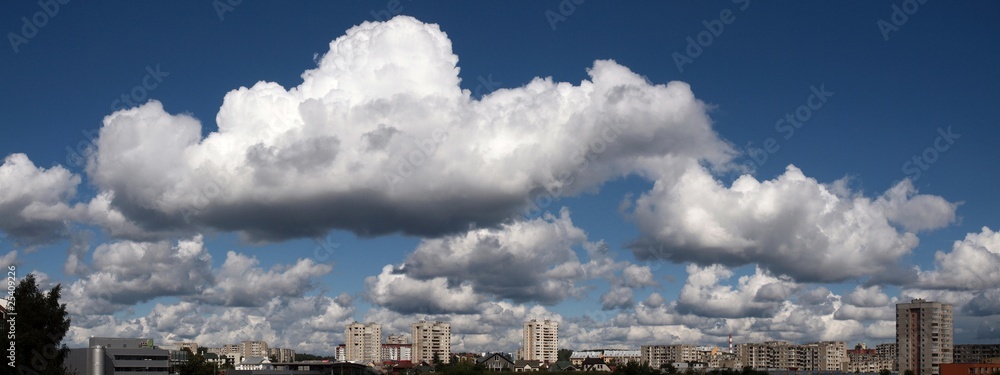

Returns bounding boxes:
[90,345,105,375]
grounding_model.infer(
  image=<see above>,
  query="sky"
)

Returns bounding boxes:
[2,1,1000,355]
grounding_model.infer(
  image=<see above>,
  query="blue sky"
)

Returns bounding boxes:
[2,1,1000,354]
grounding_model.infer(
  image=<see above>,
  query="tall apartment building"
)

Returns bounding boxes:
[269,347,296,362]
[954,344,1000,364]
[897,299,954,375]
[383,343,413,363]
[878,343,898,371]
[346,322,383,363]
[522,319,559,364]
[412,321,452,364]
[239,340,270,360]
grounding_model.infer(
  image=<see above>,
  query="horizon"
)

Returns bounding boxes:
[2,1,1000,356]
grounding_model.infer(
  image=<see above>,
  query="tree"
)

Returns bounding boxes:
[613,361,658,375]
[176,348,217,375]
[7,273,72,375]
[558,349,573,362]
[879,370,891,375]
[904,370,916,375]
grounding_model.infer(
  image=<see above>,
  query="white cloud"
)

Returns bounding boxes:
[194,252,332,307]
[918,227,1000,290]
[845,285,891,308]
[364,265,483,314]
[71,16,735,242]
[630,163,956,282]
[676,264,796,318]
[0,153,80,243]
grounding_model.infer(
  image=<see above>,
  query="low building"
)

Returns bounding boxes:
[570,351,604,367]
[515,359,545,372]
[602,350,641,365]
[939,363,1000,375]
[955,345,1000,364]
[479,353,515,372]
[66,337,170,375]
[581,357,611,372]
[236,357,274,371]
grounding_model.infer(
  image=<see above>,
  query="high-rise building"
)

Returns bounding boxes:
[522,319,559,364]
[897,299,954,375]
[239,340,270,360]
[412,321,451,364]
[386,334,409,344]
[346,322,382,363]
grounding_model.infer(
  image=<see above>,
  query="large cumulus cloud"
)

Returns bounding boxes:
[629,163,957,283]
[75,16,735,242]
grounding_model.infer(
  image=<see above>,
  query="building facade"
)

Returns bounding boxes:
[269,347,296,362]
[386,334,409,344]
[382,343,413,363]
[897,299,954,375]
[66,337,169,375]
[954,344,1000,364]
[346,322,383,363]
[239,340,270,361]
[522,319,559,364]
[734,341,847,371]
[412,321,451,364]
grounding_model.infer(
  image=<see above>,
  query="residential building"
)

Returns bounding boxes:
[235,357,273,371]
[387,334,409,344]
[939,363,1000,375]
[270,347,296,362]
[897,299,954,375]
[848,348,879,373]
[346,322,383,363]
[412,321,451,364]
[643,345,699,369]
[514,359,545,372]
[581,357,611,372]
[66,337,169,375]
[479,353,515,372]
[734,341,847,371]
[383,343,412,363]
[522,319,559,364]
[239,340,270,361]
[877,343,898,371]
[954,344,1000,364]
[336,344,347,362]
[603,350,641,365]
[571,350,603,367]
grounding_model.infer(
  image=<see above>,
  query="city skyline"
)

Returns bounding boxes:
[2,2,1000,356]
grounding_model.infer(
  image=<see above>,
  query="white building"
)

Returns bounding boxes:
[412,321,452,364]
[522,319,558,364]
[346,322,383,363]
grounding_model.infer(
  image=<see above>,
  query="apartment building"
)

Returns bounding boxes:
[878,343,898,371]
[346,322,383,363]
[897,299,954,375]
[239,340,270,360]
[386,334,409,344]
[522,319,559,364]
[270,347,296,362]
[412,321,452,364]
[383,343,412,363]
[735,341,847,371]
[642,345,699,369]
[954,344,1000,364]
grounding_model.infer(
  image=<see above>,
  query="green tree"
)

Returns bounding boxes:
[558,349,573,362]
[879,369,892,375]
[7,273,72,375]
[613,361,658,375]
[176,348,217,375]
